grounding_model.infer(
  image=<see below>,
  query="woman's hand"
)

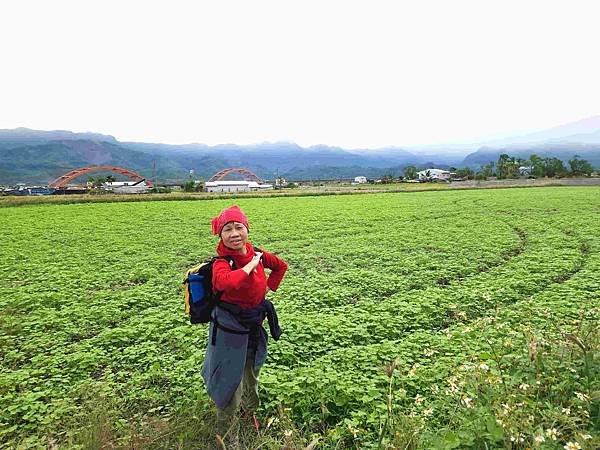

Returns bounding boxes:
[242,252,263,275]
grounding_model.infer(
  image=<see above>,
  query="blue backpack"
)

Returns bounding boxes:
[183,256,234,324]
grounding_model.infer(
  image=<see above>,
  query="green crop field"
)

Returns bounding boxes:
[1,187,598,449]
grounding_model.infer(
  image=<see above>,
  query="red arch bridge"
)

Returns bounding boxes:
[208,168,263,182]
[48,166,153,188]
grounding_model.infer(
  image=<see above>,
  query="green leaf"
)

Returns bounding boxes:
[485,416,504,441]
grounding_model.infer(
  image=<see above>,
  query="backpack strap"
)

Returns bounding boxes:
[211,255,236,308]
[214,255,236,268]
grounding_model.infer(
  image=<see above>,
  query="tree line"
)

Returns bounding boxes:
[402,154,595,181]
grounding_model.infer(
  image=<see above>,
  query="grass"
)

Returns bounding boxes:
[0,177,589,208]
[1,187,598,448]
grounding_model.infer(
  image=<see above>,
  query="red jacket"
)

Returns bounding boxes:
[212,241,288,309]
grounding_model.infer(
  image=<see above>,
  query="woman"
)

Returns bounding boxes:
[202,205,288,446]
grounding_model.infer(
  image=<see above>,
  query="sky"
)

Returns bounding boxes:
[1,0,600,150]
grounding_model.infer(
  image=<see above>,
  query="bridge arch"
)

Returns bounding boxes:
[48,166,153,188]
[208,168,263,182]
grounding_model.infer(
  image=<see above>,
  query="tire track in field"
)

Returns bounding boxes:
[268,224,596,400]
[281,218,525,312]
[434,225,527,286]
[265,263,600,418]
[277,223,528,336]
[270,221,588,367]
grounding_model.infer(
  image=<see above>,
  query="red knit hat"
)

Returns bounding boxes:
[211,205,250,235]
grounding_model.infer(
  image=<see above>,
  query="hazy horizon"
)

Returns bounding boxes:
[2,1,600,150]
[4,113,600,155]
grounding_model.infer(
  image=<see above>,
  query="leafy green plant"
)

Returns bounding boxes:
[1,187,599,448]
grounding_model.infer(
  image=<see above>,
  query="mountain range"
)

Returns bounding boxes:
[1,116,600,185]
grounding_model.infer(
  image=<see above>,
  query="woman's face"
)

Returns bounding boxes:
[220,221,248,251]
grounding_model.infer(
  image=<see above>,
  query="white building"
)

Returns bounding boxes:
[353,176,368,184]
[102,180,150,194]
[416,169,452,182]
[519,166,534,176]
[205,180,273,193]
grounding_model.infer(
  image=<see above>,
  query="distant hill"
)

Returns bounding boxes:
[0,140,186,185]
[281,165,393,180]
[120,141,425,172]
[461,144,600,168]
[2,116,600,185]
[481,116,600,147]
[0,130,429,184]
[459,116,600,168]
[0,128,118,147]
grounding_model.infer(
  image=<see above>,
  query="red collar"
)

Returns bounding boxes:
[216,240,255,258]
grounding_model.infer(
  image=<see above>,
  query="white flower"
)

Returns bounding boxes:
[575,392,590,402]
[546,428,558,440]
[430,384,439,394]
[519,383,530,391]
[284,429,293,437]
[414,394,424,405]
[347,426,359,438]
[445,385,458,395]
[562,407,571,415]
[564,442,581,450]
[534,434,545,443]
[461,396,474,408]
[423,408,433,417]
[408,364,419,377]
[478,363,490,371]
[445,376,459,394]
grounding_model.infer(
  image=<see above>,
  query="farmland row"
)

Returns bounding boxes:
[262,222,600,439]
[268,217,589,366]
[1,187,599,448]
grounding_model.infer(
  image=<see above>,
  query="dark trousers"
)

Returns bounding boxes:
[215,349,260,446]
